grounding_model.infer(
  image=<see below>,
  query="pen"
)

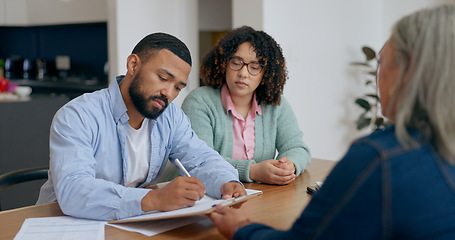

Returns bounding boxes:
[175,158,211,199]
[174,158,191,177]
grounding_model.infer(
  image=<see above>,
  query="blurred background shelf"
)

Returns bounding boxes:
[11,79,107,99]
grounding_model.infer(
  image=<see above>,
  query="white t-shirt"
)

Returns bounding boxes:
[125,119,150,187]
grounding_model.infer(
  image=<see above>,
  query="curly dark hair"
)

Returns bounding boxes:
[200,26,287,105]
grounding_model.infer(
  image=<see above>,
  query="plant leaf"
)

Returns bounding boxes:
[350,62,370,67]
[362,46,376,61]
[368,71,377,76]
[374,117,384,128]
[357,116,371,130]
[365,94,379,100]
[355,98,371,111]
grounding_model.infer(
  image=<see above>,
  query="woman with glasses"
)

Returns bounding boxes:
[181,26,311,185]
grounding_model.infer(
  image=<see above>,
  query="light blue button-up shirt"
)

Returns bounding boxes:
[37,76,240,221]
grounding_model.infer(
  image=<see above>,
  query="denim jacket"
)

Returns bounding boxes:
[235,126,455,239]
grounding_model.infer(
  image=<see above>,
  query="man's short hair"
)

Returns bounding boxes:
[132,32,192,66]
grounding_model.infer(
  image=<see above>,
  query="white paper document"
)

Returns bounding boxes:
[13,216,106,240]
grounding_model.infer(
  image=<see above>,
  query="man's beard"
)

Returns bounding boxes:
[128,72,169,119]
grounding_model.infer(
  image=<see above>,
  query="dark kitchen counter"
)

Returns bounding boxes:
[0,94,70,210]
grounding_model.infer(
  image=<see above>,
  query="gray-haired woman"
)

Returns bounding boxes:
[210,4,455,240]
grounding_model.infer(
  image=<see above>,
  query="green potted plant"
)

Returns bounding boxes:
[0,58,4,78]
[351,46,388,131]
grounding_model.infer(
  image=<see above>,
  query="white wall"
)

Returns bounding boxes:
[232,0,263,30]
[0,0,107,26]
[382,0,454,39]
[0,1,5,24]
[107,0,199,106]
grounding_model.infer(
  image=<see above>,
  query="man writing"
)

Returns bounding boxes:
[37,33,246,221]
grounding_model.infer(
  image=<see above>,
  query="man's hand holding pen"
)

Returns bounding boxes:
[174,158,246,200]
[141,176,206,212]
[141,159,246,212]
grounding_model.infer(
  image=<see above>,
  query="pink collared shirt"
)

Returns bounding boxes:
[221,84,262,160]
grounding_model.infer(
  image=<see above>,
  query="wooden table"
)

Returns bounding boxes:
[0,158,336,240]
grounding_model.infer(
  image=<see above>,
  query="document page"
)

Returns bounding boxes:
[14,216,105,240]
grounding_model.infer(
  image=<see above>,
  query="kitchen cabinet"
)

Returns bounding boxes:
[0,22,108,99]
[0,94,69,210]
[0,0,107,26]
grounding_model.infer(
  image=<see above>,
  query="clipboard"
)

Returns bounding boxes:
[109,189,262,224]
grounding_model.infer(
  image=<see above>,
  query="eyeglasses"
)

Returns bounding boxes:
[229,57,264,76]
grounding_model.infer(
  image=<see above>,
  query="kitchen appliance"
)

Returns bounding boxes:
[36,59,47,81]
[5,56,23,79]
[56,55,71,79]
[22,58,36,80]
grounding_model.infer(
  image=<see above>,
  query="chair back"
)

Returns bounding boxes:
[0,167,48,210]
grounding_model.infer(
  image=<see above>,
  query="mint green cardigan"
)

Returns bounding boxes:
[181,86,311,182]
